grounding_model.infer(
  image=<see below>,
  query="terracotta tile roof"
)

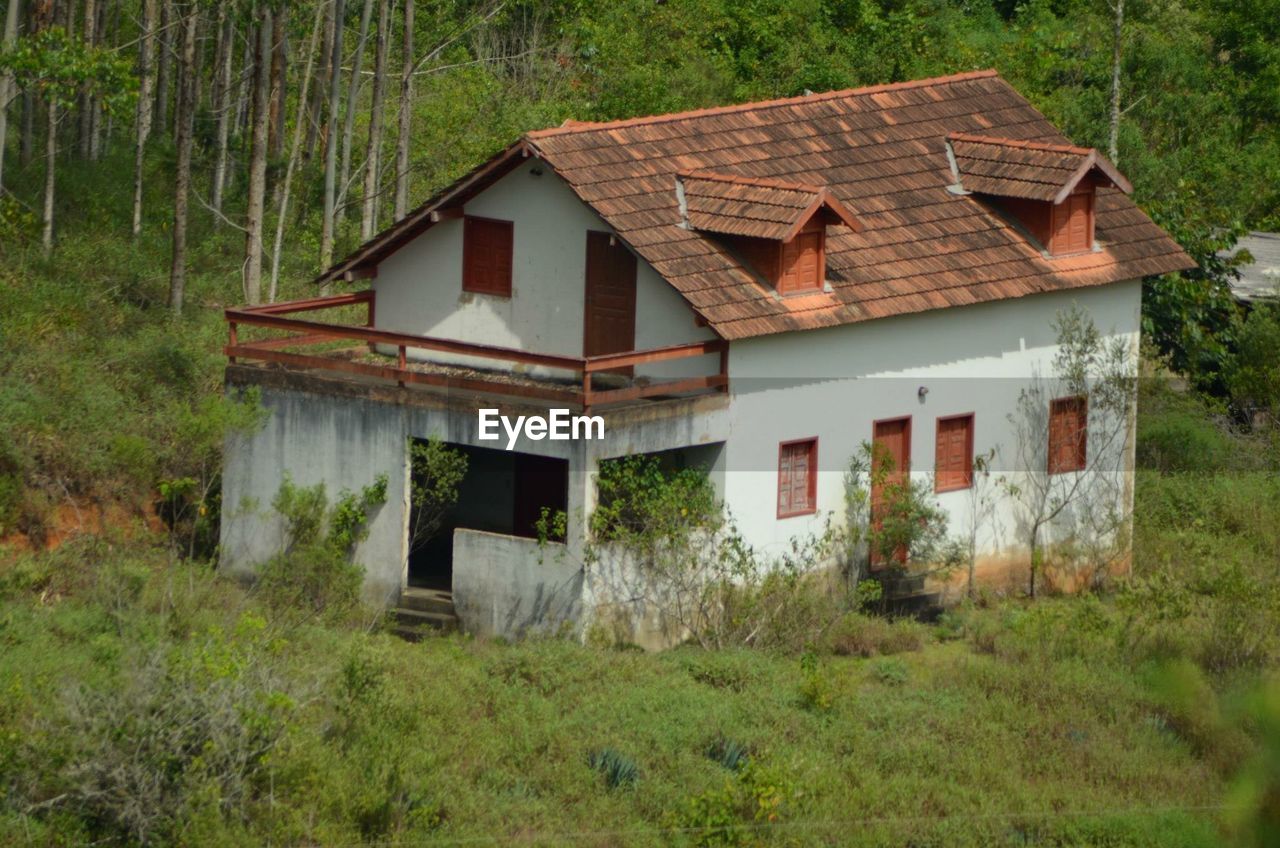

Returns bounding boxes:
[946,132,1133,203]
[678,170,861,240]
[320,69,1195,340]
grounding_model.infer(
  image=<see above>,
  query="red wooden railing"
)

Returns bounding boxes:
[224,291,728,411]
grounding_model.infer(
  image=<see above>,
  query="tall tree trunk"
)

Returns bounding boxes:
[87,0,105,160]
[131,0,157,236]
[210,6,232,219]
[234,24,252,139]
[361,0,388,240]
[42,100,55,252]
[155,0,171,135]
[320,0,346,270]
[243,7,272,305]
[169,2,197,314]
[1107,0,1123,164]
[338,0,373,225]
[393,0,413,220]
[270,1,326,303]
[0,0,21,193]
[268,4,287,157]
[77,0,96,158]
[304,1,333,161]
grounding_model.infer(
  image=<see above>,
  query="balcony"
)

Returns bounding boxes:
[224,291,729,411]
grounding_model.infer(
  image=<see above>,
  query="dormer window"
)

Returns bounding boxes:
[675,170,861,295]
[945,133,1131,258]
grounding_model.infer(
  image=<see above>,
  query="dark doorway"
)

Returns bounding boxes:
[583,230,637,376]
[407,442,569,590]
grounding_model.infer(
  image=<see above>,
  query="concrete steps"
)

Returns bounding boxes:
[875,571,943,621]
[389,588,459,640]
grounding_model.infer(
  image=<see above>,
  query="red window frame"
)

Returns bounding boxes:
[777,437,818,519]
[1048,396,1088,474]
[462,215,514,297]
[934,413,975,493]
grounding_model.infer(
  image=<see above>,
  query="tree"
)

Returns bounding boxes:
[131,0,158,236]
[242,6,272,304]
[1002,306,1138,597]
[338,0,374,225]
[320,0,346,271]
[0,0,21,194]
[407,438,467,558]
[168,2,197,314]
[392,0,411,220]
[209,2,232,221]
[361,0,388,240]
[270,0,327,303]
[1107,0,1123,163]
[0,25,134,252]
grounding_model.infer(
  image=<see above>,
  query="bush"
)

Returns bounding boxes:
[17,615,301,845]
[588,748,639,790]
[256,475,387,620]
[825,612,927,657]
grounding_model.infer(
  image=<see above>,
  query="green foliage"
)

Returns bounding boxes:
[256,474,388,619]
[675,758,798,846]
[705,736,750,772]
[0,27,136,111]
[588,748,639,790]
[1226,300,1280,422]
[844,441,951,572]
[407,438,468,555]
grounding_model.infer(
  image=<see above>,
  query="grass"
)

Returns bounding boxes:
[0,542,1246,846]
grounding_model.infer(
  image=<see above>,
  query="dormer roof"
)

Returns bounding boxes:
[676,171,862,241]
[945,132,1132,204]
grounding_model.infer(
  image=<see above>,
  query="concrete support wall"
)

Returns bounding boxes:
[451,530,583,639]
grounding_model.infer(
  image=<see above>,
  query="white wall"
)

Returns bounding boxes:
[718,281,1143,567]
[371,166,715,380]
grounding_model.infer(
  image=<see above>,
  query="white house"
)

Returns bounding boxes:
[219,70,1194,643]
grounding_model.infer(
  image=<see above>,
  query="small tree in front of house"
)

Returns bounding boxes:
[407,438,469,557]
[842,442,952,584]
[1002,306,1137,597]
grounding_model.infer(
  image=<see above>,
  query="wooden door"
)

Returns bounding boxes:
[870,417,911,569]
[583,231,637,371]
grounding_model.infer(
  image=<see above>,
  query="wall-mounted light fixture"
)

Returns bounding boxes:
[918,386,929,400]
[529,166,544,177]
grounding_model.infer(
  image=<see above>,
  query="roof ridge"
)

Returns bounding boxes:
[526,69,1001,139]
[679,169,826,195]
[946,131,1093,156]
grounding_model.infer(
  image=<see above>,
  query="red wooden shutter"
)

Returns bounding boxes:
[1048,397,1087,474]
[935,414,974,492]
[1050,190,1094,255]
[778,227,823,294]
[778,439,817,517]
[463,216,514,296]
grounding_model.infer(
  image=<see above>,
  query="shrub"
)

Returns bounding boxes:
[826,612,927,657]
[256,475,387,620]
[868,657,909,686]
[20,615,301,845]
[705,736,750,772]
[588,748,639,790]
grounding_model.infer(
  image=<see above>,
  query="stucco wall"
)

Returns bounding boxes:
[720,281,1142,569]
[371,166,715,380]
[452,529,582,639]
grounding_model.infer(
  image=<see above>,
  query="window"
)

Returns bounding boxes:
[778,224,824,294]
[935,414,974,492]
[1048,396,1088,474]
[1050,188,1094,255]
[777,438,818,518]
[462,216,513,296]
